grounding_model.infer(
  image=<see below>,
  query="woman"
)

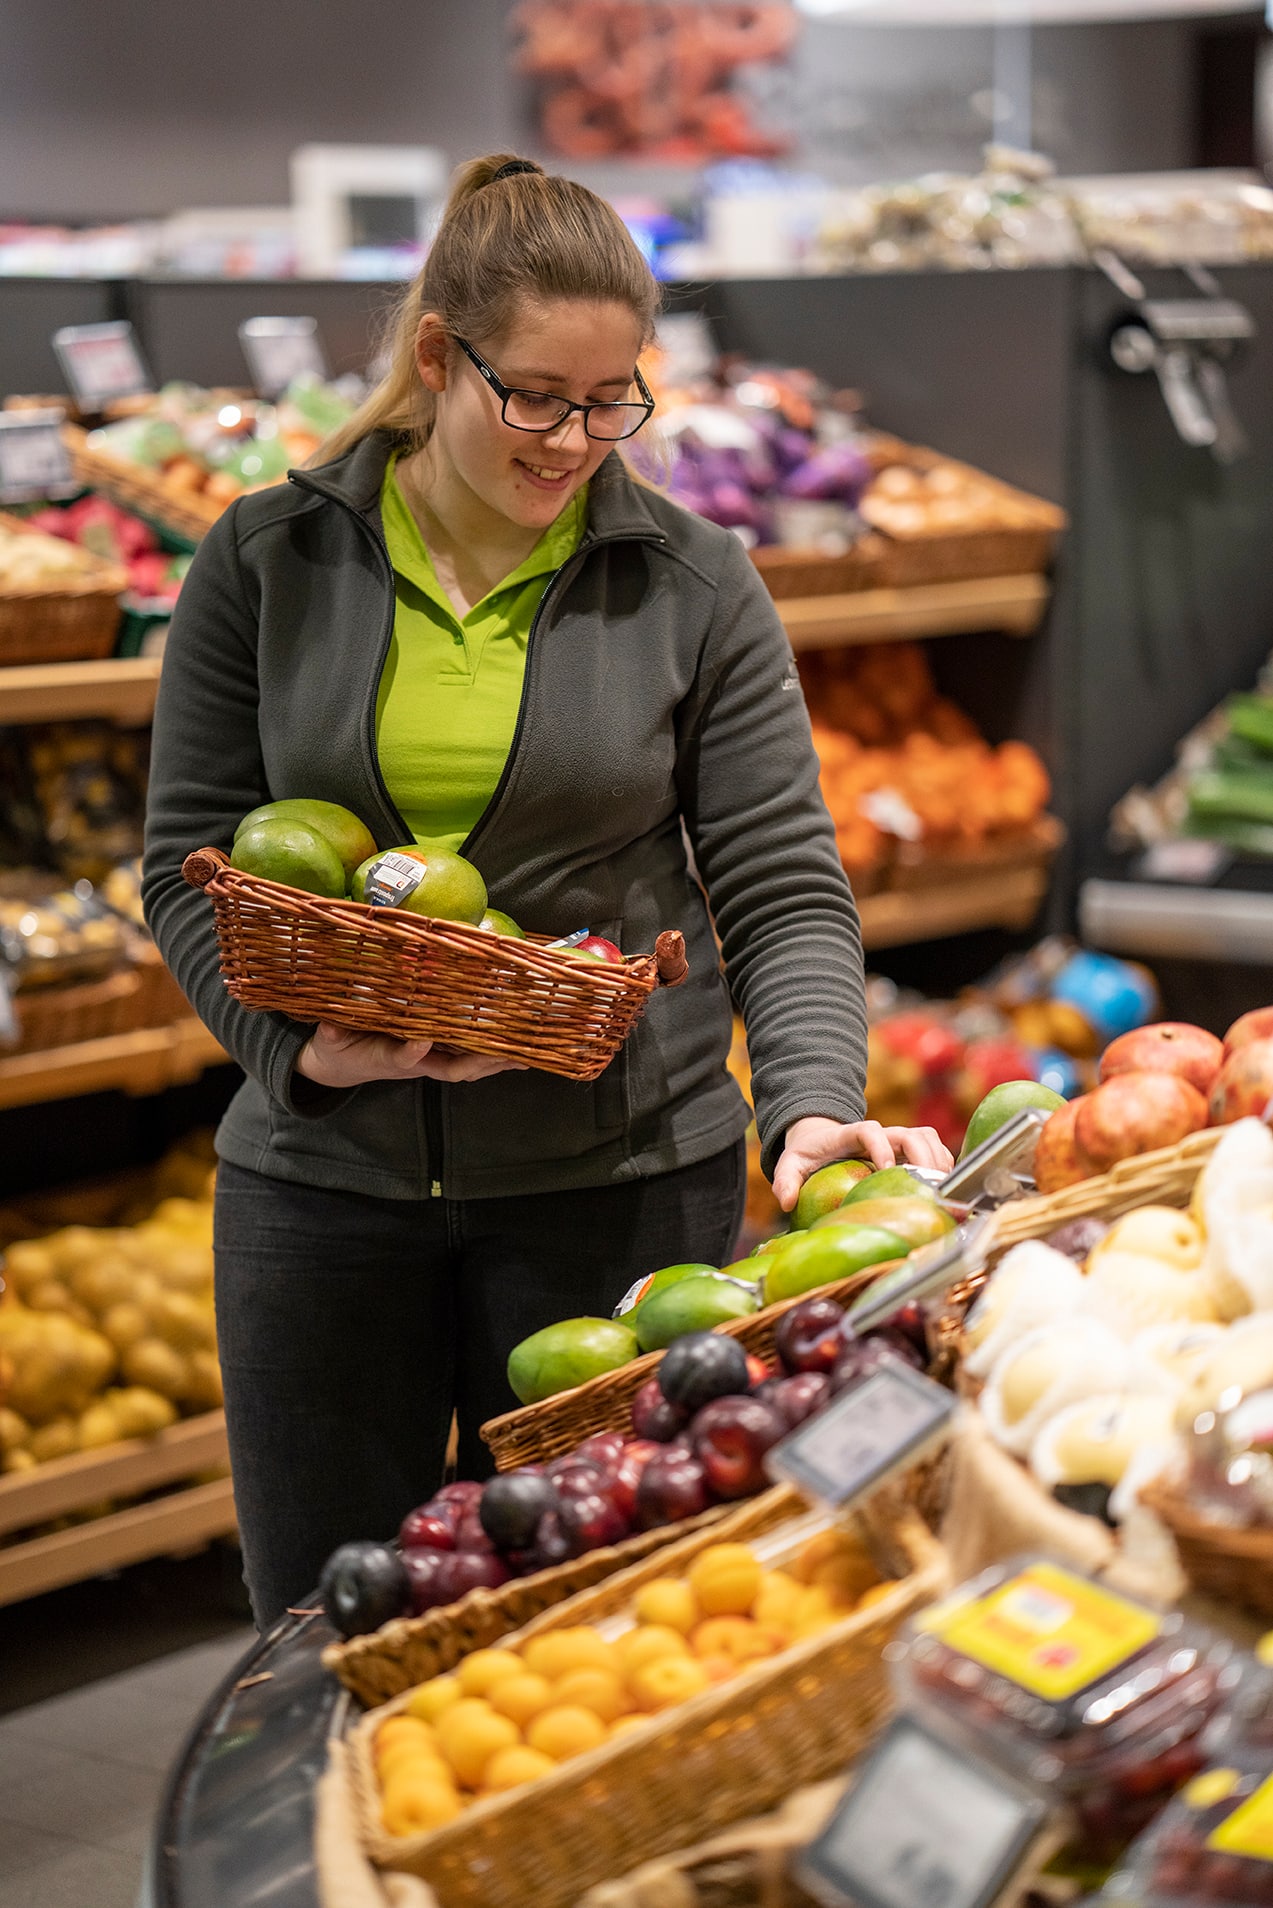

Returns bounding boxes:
[143,153,950,1629]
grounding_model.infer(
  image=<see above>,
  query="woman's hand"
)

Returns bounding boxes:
[297,1021,528,1091]
[772,1114,954,1213]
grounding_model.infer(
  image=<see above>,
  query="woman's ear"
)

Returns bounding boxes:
[414,314,449,394]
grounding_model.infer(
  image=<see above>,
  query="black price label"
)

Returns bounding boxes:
[0,411,75,503]
[239,317,327,399]
[796,1717,1051,1908]
[364,853,425,909]
[767,1357,953,1508]
[52,322,152,404]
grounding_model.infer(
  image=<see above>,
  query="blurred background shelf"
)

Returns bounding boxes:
[777,573,1051,650]
[0,656,161,725]
[0,1019,228,1111]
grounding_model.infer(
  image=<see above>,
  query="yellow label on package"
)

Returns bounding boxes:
[920,1561,1161,1703]
[1206,1774,1273,1864]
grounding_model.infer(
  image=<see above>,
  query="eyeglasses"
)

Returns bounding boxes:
[454,335,655,442]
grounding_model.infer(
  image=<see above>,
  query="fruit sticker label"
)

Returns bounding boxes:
[364,853,426,908]
[1206,1773,1273,1864]
[919,1562,1160,1702]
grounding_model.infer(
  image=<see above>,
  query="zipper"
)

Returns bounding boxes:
[288,472,664,1198]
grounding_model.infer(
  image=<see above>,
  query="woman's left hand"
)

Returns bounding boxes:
[773,1115,954,1213]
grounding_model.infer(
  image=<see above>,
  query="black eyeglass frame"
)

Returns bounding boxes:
[453,335,655,441]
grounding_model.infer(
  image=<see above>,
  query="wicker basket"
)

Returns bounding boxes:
[346,1485,946,1908]
[480,1254,907,1471]
[7,963,145,1055]
[750,534,889,601]
[62,424,226,548]
[324,1503,738,1708]
[1139,1477,1273,1625]
[182,847,688,1083]
[862,437,1066,589]
[0,510,127,665]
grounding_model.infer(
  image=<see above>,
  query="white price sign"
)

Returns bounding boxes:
[239,317,328,399]
[796,1718,1051,1908]
[0,410,75,503]
[52,322,153,404]
[767,1356,953,1508]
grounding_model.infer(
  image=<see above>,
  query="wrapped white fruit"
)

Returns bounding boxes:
[1082,1251,1218,1338]
[1174,1311,1273,1434]
[1031,1390,1179,1493]
[962,1241,1085,1380]
[1089,1206,1204,1271]
[1195,1120,1273,1320]
[1132,1319,1226,1390]
[981,1316,1164,1457]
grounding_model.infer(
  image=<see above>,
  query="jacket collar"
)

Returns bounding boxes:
[290,430,666,547]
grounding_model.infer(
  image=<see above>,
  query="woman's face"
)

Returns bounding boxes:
[420,298,647,532]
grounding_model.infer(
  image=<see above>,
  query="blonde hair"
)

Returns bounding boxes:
[316,154,661,464]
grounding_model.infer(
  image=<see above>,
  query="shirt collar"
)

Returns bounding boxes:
[381,455,588,614]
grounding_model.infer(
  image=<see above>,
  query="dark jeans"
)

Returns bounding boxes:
[213,1141,746,1629]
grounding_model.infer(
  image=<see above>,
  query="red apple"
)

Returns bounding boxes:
[1224,1008,1273,1056]
[1074,1071,1208,1171]
[879,1012,964,1079]
[1032,1099,1097,1193]
[633,1448,713,1528]
[575,934,624,964]
[1098,1021,1223,1095]
[1210,1038,1273,1126]
[690,1394,787,1499]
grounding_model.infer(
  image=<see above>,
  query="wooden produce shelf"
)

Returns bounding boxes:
[0,656,162,725]
[0,1410,234,1607]
[858,856,1054,949]
[0,1017,228,1111]
[776,573,1050,650]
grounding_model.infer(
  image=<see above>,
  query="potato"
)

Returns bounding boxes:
[121,1337,188,1402]
[0,1309,116,1421]
[149,1290,216,1353]
[183,1350,224,1410]
[154,1244,214,1294]
[100,1302,149,1355]
[69,1254,140,1316]
[77,1400,125,1450]
[3,1448,37,1475]
[46,1226,106,1275]
[2,1239,56,1296]
[109,1387,178,1438]
[0,1405,30,1453]
[29,1416,80,1463]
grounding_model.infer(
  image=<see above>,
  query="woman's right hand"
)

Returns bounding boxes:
[297,1021,528,1089]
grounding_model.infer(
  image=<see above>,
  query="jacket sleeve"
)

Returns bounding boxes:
[675,533,868,1180]
[141,501,337,1115]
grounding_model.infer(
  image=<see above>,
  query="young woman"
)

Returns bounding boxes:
[143,154,950,1628]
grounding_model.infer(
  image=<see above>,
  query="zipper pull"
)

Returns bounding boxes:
[430,1179,442,1198]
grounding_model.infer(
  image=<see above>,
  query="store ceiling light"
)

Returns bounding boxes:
[795,0,1262,20]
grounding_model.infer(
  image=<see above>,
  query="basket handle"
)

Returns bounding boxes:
[654,930,689,988]
[182,846,230,889]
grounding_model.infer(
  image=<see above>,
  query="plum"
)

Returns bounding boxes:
[634,1447,713,1529]
[610,1439,660,1521]
[573,1432,626,1471]
[690,1394,787,1498]
[658,1332,750,1413]
[829,1334,912,1397]
[1044,1216,1110,1262]
[758,1371,831,1429]
[478,1471,558,1552]
[433,1480,484,1509]
[319,1541,411,1638]
[774,1297,844,1375]
[559,1489,629,1556]
[402,1548,453,1615]
[454,1506,498,1554]
[444,1551,512,1598]
[548,1461,609,1502]
[521,1507,573,1572]
[630,1375,689,1442]
[398,1500,460,1552]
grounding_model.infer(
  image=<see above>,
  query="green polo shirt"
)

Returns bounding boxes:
[375,458,588,852]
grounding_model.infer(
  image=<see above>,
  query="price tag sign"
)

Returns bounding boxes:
[842,1213,991,1339]
[795,1716,1052,1908]
[239,317,328,399]
[52,321,153,405]
[766,1355,954,1508]
[938,1107,1054,1208]
[0,410,75,503]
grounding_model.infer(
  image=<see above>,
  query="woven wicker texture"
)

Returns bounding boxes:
[1140,1477,1273,1624]
[480,1256,904,1471]
[183,848,687,1082]
[9,965,144,1054]
[63,425,224,546]
[324,1506,735,1708]
[0,509,126,664]
[348,1485,946,1908]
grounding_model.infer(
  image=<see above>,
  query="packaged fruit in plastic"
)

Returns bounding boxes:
[1100,1745,1273,1904]
[1183,1385,1273,1528]
[895,1557,1239,1862]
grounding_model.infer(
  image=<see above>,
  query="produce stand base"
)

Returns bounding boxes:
[777,572,1051,649]
[857,855,1054,947]
[0,1409,234,1607]
[0,654,161,725]
[0,1017,228,1111]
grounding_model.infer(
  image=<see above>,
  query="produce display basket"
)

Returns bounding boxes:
[862,436,1067,589]
[324,1502,738,1708]
[750,532,889,600]
[7,962,147,1055]
[0,508,127,665]
[1138,1476,1273,1625]
[480,1253,909,1471]
[342,1484,946,1908]
[62,423,224,549]
[182,847,689,1083]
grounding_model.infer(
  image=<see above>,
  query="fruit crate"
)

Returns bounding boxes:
[0,1408,233,1608]
[62,424,224,549]
[0,509,128,666]
[335,1486,946,1908]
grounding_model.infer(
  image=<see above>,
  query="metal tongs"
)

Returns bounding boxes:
[1097,249,1253,464]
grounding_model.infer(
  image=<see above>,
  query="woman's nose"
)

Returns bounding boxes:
[542,409,590,449]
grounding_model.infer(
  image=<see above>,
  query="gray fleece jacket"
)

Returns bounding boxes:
[141,432,868,1201]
